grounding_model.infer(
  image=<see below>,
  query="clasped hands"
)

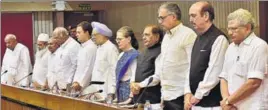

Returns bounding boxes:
[130,82,142,95]
[184,93,201,110]
[220,98,238,110]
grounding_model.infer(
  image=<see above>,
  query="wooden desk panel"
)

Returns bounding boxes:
[1,84,127,110]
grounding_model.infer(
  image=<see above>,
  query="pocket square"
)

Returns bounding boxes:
[200,50,207,52]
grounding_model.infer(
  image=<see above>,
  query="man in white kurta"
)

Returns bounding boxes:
[131,3,197,110]
[1,34,32,87]
[72,21,97,91]
[46,38,61,90]
[90,21,119,100]
[219,9,268,110]
[32,33,50,89]
[52,27,80,89]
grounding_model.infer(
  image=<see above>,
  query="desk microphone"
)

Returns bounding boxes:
[74,81,105,97]
[1,70,8,76]
[13,73,33,86]
[132,77,153,109]
[78,89,103,98]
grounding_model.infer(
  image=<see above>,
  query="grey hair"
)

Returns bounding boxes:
[52,27,69,38]
[5,34,17,41]
[158,2,181,20]
[227,8,256,30]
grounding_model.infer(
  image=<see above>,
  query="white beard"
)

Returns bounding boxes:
[36,48,48,59]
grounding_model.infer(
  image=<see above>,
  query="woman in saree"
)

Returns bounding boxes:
[115,26,139,104]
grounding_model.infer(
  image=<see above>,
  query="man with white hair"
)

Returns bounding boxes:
[52,27,80,90]
[32,33,50,89]
[1,34,32,87]
[90,21,119,100]
[219,9,268,110]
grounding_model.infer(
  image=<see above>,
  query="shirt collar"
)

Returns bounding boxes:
[99,40,110,48]
[242,32,255,45]
[51,48,60,55]
[166,23,183,36]
[81,39,93,47]
[12,43,21,52]
[61,37,72,49]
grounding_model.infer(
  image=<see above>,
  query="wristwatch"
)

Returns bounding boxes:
[225,98,230,105]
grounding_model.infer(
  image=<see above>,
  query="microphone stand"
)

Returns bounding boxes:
[132,77,154,109]
[13,73,33,86]
[1,70,8,76]
[51,81,60,94]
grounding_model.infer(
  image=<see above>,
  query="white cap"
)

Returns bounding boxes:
[37,33,49,42]
[91,21,113,37]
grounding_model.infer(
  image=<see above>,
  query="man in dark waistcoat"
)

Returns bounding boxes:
[131,24,163,104]
[184,1,229,110]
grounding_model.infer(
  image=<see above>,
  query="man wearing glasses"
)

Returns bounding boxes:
[219,9,268,110]
[131,2,197,110]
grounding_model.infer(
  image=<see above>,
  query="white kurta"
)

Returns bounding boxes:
[73,39,97,88]
[91,40,119,98]
[140,23,197,101]
[219,33,268,110]
[47,49,61,89]
[54,37,80,89]
[1,43,32,86]
[32,48,50,86]
[262,59,268,109]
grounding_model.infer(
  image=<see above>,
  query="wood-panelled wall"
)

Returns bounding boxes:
[105,1,259,34]
[103,1,259,50]
[2,1,260,50]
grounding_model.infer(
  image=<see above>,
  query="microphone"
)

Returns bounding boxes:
[78,89,103,98]
[90,81,105,85]
[51,81,60,93]
[1,70,8,76]
[73,81,105,97]
[13,73,33,86]
[132,77,154,109]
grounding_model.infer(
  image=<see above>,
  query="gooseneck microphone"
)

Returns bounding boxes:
[1,70,8,76]
[13,73,33,86]
[78,89,103,98]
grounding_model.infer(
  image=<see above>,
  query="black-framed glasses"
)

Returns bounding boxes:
[157,14,173,22]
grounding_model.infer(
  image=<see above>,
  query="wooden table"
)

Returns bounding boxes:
[1,84,128,110]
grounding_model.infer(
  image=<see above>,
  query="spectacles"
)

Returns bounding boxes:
[157,14,173,22]
[116,37,125,42]
[226,26,245,32]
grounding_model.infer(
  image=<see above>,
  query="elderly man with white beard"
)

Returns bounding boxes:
[31,33,50,89]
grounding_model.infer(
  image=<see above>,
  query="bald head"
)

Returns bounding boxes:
[52,27,69,45]
[189,1,214,33]
[5,34,18,50]
[191,1,214,21]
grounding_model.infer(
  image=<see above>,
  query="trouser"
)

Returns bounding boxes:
[163,95,184,110]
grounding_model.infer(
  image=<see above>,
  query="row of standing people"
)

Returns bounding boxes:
[130,1,268,110]
[1,1,268,110]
